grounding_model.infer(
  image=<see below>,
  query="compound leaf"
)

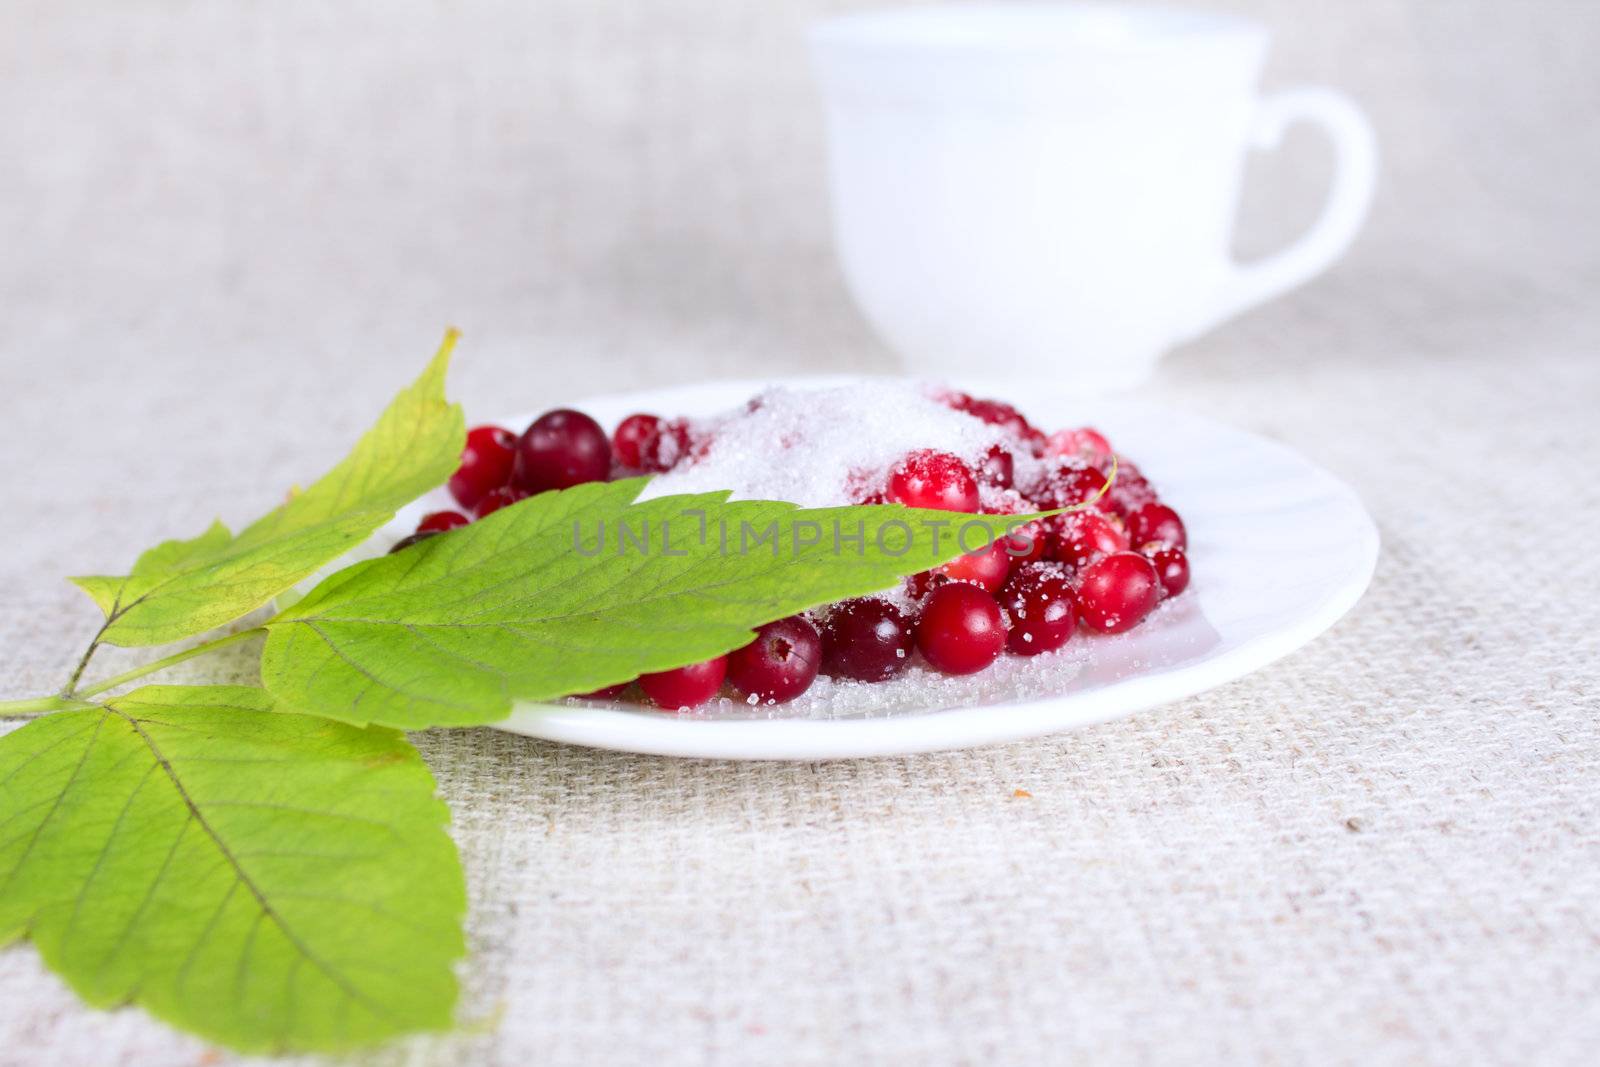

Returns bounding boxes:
[0,685,465,1053]
[260,477,1040,729]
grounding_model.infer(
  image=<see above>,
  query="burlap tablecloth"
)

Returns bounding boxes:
[3,1,1597,1064]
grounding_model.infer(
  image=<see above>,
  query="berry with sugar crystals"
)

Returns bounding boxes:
[1046,427,1113,464]
[388,531,439,554]
[1053,509,1129,567]
[612,413,663,469]
[474,485,529,519]
[639,657,727,710]
[887,450,980,512]
[417,510,470,533]
[916,583,1006,675]
[948,394,1045,451]
[977,445,1015,490]
[515,409,612,492]
[963,397,1028,433]
[1030,462,1109,510]
[1002,519,1050,564]
[1127,502,1187,550]
[1058,466,1111,508]
[981,491,1049,564]
[911,538,1012,595]
[448,425,517,511]
[1103,458,1157,517]
[728,616,822,704]
[641,418,694,472]
[1107,456,1149,490]
[950,537,1014,591]
[1148,546,1191,598]
[1000,565,1079,656]
[1076,551,1161,633]
[822,599,914,682]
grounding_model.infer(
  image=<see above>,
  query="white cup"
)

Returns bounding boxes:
[810,2,1377,388]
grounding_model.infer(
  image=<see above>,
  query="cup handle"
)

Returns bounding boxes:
[1187,87,1378,339]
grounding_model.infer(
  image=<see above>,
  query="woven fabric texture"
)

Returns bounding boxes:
[2,1,1598,1064]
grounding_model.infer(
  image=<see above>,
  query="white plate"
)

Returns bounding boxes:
[390,376,1378,760]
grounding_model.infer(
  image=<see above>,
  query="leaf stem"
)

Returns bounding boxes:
[60,620,111,697]
[74,628,267,700]
[0,694,93,718]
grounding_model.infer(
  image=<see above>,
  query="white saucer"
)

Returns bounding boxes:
[391,376,1378,760]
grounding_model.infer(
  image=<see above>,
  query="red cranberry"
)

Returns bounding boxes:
[1062,466,1113,506]
[1076,551,1161,634]
[912,538,1012,595]
[388,531,439,554]
[822,599,914,682]
[1104,490,1152,520]
[963,397,1030,433]
[1103,458,1158,517]
[1149,546,1191,598]
[938,392,1045,450]
[887,450,980,512]
[1002,519,1051,564]
[982,493,1050,563]
[1045,427,1113,463]
[474,485,529,519]
[448,425,517,511]
[417,510,470,533]
[982,487,1028,512]
[727,616,822,704]
[641,418,694,472]
[1031,462,1110,510]
[515,409,612,492]
[948,394,1041,446]
[977,445,1015,490]
[1053,510,1129,567]
[1127,502,1187,550]
[1107,456,1149,491]
[999,565,1079,656]
[916,583,1006,675]
[639,657,727,710]
[612,413,663,469]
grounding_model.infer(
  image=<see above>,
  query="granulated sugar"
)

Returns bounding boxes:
[638,382,1049,507]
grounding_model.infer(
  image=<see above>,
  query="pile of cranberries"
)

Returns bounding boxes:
[393,390,1191,711]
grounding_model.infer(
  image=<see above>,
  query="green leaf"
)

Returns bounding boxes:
[259,477,1041,729]
[69,333,466,647]
[0,686,465,1053]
